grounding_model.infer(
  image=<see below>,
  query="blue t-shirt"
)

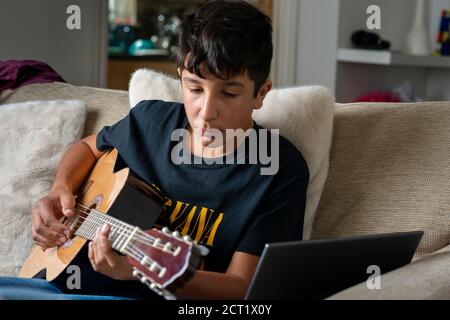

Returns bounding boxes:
[52,100,309,298]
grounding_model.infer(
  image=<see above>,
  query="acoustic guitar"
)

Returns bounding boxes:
[19,148,208,299]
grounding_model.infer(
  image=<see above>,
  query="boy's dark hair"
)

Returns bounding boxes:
[176,0,273,97]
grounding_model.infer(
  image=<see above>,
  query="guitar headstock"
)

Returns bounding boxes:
[126,227,208,300]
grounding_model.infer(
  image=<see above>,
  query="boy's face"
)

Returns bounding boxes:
[180,63,272,155]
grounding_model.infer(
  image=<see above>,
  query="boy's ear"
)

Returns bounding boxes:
[254,80,272,110]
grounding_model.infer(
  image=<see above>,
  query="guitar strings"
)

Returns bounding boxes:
[72,212,162,251]
[75,202,184,250]
[61,209,167,273]
[69,209,165,248]
[74,203,155,239]
[63,204,180,254]
[75,202,159,240]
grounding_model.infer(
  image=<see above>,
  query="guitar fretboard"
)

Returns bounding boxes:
[71,205,138,253]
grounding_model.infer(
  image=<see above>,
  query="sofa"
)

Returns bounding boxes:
[0,70,449,300]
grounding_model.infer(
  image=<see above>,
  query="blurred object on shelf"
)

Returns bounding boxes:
[354,82,423,103]
[109,24,137,55]
[391,82,422,102]
[107,60,177,90]
[128,39,168,56]
[149,14,182,58]
[354,91,401,103]
[109,0,138,26]
[405,0,431,56]
[108,0,190,59]
[351,30,391,50]
[436,9,450,56]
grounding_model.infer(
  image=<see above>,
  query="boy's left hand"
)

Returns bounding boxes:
[88,223,135,281]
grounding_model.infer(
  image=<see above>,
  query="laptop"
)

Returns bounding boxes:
[244,231,424,300]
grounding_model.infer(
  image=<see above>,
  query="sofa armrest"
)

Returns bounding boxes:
[327,245,450,300]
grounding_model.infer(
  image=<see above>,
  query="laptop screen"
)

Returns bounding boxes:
[245,231,423,300]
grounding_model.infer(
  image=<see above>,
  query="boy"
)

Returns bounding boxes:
[0,0,309,300]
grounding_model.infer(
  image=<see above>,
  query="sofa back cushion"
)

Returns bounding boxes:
[0,100,86,276]
[312,102,450,260]
[2,82,129,137]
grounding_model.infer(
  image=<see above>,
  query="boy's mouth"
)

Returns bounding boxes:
[194,124,221,138]
[200,128,216,137]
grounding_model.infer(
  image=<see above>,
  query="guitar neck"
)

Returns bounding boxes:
[71,204,140,253]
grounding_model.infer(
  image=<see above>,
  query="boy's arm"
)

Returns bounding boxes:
[175,251,260,300]
[51,134,105,195]
[31,134,105,249]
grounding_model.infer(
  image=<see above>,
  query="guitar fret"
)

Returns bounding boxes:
[111,224,122,249]
[89,219,96,239]
[111,228,120,248]
[120,227,139,253]
[90,213,102,239]
[110,224,120,246]
[112,222,127,251]
[72,208,140,254]
[80,214,89,238]
[115,226,131,252]
[75,219,88,239]
[87,216,96,239]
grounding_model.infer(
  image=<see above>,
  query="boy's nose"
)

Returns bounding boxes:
[200,96,219,121]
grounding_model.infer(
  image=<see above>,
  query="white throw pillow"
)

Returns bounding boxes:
[0,100,86,276]
[129,68,334,240]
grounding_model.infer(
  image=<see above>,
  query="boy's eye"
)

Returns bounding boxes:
[223,92,238,98]
[190,89,202,94]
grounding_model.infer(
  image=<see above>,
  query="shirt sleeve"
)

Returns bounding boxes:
[96,100,184,153]
[236,150,310,257]
[96,100,149,153]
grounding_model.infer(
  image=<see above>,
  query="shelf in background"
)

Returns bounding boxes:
[337,48,450,68]
[109,53,172,62]
[107,59,178,90]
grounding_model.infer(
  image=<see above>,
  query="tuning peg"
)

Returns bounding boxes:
[152,238,161,248]
[197,244,210,257]
[133,268,147,282]
[140,256,149,266]
[173,246,181,256]
[140,276,148,284]
[163,291,177,301]
[172,231,181,238]
[163,242,173,252]
[141,277,178,301]
[149,262,159,272]
[162,227,170,234]
[132,269,141,278]
[183,235,192,242]
[158,267,167,278]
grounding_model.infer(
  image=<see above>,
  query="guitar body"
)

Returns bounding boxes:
[19,149,164,281]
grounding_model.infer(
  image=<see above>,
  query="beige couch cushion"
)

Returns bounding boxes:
[1,82,128,137]
[0,100,86,276]
[327,244,450,299]
[312,102,450,260]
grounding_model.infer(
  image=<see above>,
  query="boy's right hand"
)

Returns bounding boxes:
[31,187,76,249]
